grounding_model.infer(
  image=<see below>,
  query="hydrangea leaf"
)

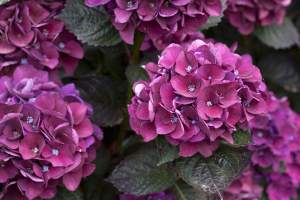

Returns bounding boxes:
[231,130,251,147]
[52,188,83,200]
[173,181,217,200]
[107,144,177,195]
[74,76,127,127]
[176,147,250,195]
[259,53,300,93]
[201,0,227,30]
[254,18,300,49]
[126,65,148,85]
[0,0,10,5]
[59,0,121,47]
[156,137,179,166]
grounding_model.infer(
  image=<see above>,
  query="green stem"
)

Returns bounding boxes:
[131,31,145,65]
[174,183,188,200]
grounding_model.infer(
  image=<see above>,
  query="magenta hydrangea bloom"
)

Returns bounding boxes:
[0,0,84,75]
[0,68,102,199]
[120,191,175,200]
[225,0,292,34]
[128,39,267,157]
[85,0,222,50]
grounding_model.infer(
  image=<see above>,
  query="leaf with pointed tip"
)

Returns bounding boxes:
[74,76,127,127]
[156,137,179,166]
[52,188,83,200]
[107,145,177,196]
[201,0,227,30]
[259,53,300,93]
[254,18,300,49]
[176,147,250,195]
[59,0,121,47]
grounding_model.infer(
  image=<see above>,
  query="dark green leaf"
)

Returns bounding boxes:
[173,181,217,200]
[74,76,127,127]
[201,0,227,30]
[52,188,83,200]
[107,145,177,196]
[125,65,148,85]
[156,137,179,166]
[259,53,300,93]
[59,0,121,47]
[232,130,251,147]
[176,147,250,195]
[254,18,300,49]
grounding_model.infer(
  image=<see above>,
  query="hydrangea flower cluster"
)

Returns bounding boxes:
[225,0,292,34]
[0,0,84,75]
[224,95,300,200]
[120,191,175,200]
[0,65,102,199]
[85,0,222,49]
[128,39,267,157]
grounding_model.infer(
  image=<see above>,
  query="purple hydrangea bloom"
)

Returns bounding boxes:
[0,0,84,75]
[224,94,300,200]
[0,68,102,199]
[85,0,222,50]
[128,39,267,157]
[225,0,292,34]
[120,191,175,200]
[223,168,262,200]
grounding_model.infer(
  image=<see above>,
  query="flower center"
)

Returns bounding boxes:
[185,65,192,73]
[188,84,196,92]
[170,115,178,124]
[26,116,34,124]
[32,147,39,154]
[20,58,28,65]
[52,148,59,156]
[58,42,65,49]
[127,1,133,8]
[234,70,239,76]
[257,132,263,137]
[206,101,213,107]
[207,76,212,80]
[42,165,49,172]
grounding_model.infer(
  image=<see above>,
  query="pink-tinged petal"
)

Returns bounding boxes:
[135,102,150,120]
[69,102,88,125]
[170,0,192,6]
[160,83,175,110]
[155,108,177,134]
[17,179,43,200]
[114,8,132,23]
[179,142,199,157]
[197,140,219,157]
[198,64,225,83]
[40,20,64,40]
[8,24,34,47]
[0,39,16,54]
[59,41,84,59]
[170,75,201,98]
[204,0,222,16]
[170,121,185,139]
[158,44,182,69]
[60,54,79,75]
[118,23,135,44]
[75,118,94,138]
[26,0,50,24]
[286,164,300,186]
[139,122,157,142]
[19,134,45,160]
[82,163,96,177]
[85,0,111,7]
[63,170,82,191]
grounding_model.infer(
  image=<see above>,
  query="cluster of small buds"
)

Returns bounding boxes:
[128,39,268,157]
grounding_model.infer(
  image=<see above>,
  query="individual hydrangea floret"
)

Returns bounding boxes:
[120,191,175,200]
[85,0,222,50]
[0,67,102,199]
[225,0,292,34]
[0,0,84,75]
[128,39,267,157]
